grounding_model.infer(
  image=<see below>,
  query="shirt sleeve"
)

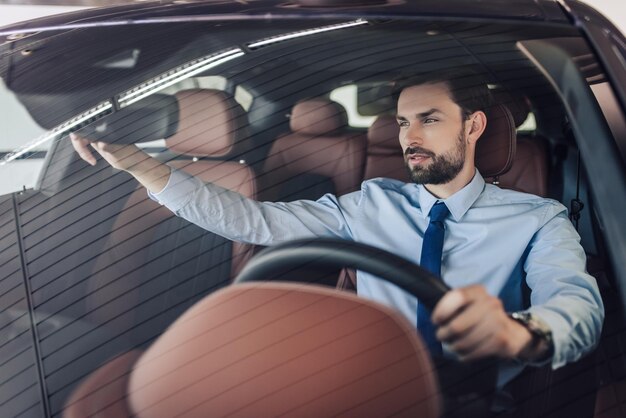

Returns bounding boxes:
[523,204,604,369]
[149,168,359,245]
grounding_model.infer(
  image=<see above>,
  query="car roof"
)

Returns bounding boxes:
[0,0,569,38]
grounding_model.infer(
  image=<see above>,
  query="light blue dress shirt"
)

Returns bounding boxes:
[151,168,604,387]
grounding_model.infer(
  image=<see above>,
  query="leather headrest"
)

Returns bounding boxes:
[491,89,530,128]
[290,99,348,135]
[166,89,248,158]
[475,104,516,178]
[128,283,441,418]
[367,115,400,154]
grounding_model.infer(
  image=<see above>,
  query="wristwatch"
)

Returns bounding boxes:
[508,311,554,363]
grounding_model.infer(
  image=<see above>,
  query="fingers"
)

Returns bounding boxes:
[431,285,518,360]
[440,310,499,360]
[431,285,488,326]
[70,133,97,166]
[71,136,145,172]
[435,293,494,342]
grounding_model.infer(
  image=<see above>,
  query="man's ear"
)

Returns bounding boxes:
[466,111,487,145]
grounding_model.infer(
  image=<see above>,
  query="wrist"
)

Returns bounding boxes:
[508,311,554,363]
[127,157,172,194]
[121,148,155,174]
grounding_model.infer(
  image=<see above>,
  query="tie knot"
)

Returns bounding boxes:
[429,202,449,223]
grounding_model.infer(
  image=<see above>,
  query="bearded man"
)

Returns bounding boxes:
[71,69,602,404]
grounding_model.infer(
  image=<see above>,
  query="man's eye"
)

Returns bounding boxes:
[397,120,409,127]
[424,118,437,124]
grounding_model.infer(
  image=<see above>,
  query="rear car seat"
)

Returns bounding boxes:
[260,99,367,201]
[259,99,368,285]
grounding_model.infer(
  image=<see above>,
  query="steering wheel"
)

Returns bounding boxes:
[234,238,449,310]
[234,238,499,416]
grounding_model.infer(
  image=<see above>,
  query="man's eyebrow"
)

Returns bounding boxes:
[395,108,442,120]
[417,108,441,118]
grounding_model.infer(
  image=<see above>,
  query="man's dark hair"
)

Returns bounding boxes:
[392,67,493,118]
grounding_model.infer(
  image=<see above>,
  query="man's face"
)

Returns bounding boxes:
[396,82,469,185]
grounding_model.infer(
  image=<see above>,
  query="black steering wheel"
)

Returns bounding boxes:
[234,238,499,416]
[234,238,449,310]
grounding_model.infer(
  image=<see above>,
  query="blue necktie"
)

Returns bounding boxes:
[418,201,450,355]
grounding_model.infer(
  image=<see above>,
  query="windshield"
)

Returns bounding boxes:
[0,13,622,418]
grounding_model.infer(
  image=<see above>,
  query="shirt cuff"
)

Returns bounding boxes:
[148,168,201,213]
[525,306,572,369]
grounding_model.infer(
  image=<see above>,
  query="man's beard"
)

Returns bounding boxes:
[404,130,466,185]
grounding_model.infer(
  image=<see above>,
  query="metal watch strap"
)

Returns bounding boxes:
[509,311,554,362]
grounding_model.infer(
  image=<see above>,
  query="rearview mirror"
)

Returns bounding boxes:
[78,94,179,144]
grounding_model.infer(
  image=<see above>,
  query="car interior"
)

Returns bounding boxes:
[1,14,625,418]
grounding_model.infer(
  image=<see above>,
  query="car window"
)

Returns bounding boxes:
[0,78,48,194]
[516,112,537,132]
[330,84,377,127]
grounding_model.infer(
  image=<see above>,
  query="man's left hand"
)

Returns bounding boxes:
[431,285,533,361]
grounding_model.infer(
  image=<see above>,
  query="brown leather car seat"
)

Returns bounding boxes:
[363,114,409,182]
[260,99,367,201]
[90,88,256,280]
[475,103,517,179]
[488,89,550,197]
[99,88,255,273]
[494,137,549,197]
[74,89,258,385]
[164,89,257,276]
[64,283,441,418]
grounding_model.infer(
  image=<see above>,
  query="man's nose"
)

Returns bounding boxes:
[402,124,424,147]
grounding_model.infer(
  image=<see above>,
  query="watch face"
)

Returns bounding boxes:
[512,312,531,322]
[511,312,553,341]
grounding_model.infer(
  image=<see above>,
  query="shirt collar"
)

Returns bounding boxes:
[417,169,485,222]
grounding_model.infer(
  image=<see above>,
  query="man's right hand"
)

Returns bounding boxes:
[70,133,146,170]
[70,133,172,193]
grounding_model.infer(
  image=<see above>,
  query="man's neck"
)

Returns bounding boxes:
[423,167,476,199]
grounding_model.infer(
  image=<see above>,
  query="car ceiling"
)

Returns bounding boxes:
[1,18,582,129]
